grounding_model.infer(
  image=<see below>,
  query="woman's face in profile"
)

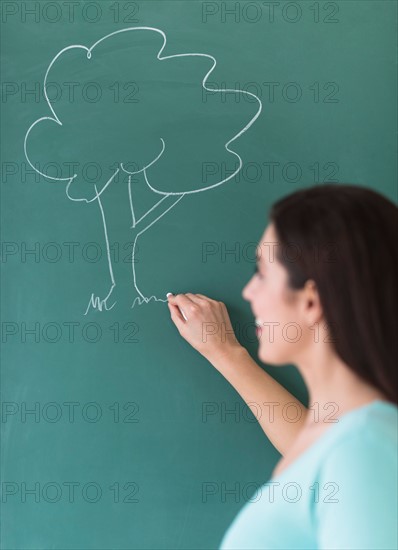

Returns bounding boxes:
[242,223,309,366]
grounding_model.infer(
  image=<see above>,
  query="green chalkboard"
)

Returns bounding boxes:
[1,1,396,548]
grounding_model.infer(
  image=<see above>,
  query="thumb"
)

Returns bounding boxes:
[167,301,186,329]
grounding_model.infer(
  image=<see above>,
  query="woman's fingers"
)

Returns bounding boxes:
[184,293,206,305]
[167,293,197,319]
[167,301,186,325]
[194,293,218,302]
[166,292,241,361]
[194,293,227,319]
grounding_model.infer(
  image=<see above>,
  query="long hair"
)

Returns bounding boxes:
[269,184,398,405]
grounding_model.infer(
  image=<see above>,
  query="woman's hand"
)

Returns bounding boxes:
[167,293,242,361]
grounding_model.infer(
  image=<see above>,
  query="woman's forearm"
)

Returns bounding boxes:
[208,346,308,456]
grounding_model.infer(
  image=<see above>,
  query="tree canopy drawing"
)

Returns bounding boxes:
[24,27,262,314]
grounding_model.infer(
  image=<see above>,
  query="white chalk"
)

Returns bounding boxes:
[166,292,188,321]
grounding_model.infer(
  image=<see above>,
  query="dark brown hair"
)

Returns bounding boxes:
[269,183,398,405]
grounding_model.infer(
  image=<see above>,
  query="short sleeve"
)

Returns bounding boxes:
[314,433,398,550]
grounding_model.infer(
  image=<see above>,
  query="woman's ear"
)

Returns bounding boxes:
[302,279,323,325]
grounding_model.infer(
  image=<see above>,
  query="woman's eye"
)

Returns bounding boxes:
[254,265,263,279]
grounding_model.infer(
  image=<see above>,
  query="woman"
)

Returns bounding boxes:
[167,184,398,550]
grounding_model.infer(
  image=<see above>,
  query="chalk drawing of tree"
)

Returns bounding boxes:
[24,27,262,314]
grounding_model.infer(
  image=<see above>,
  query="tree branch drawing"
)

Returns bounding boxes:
[24,27,262,314]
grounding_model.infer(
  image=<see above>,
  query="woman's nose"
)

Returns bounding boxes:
[242,277,254,302]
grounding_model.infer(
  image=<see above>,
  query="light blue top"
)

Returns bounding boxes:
[220,399,398,550]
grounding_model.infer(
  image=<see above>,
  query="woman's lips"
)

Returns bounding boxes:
[255,318,263,338]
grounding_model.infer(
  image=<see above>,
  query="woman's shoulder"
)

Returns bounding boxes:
[313,401,398,550]
[318,399,398,478]
[334,399,397,444]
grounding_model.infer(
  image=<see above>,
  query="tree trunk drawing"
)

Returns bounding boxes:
[84,170,185,314]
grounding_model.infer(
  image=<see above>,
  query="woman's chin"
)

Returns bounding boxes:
[257,344,270,363]
[257,343,284,366]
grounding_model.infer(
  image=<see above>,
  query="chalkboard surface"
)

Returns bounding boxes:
[1,1,396,549]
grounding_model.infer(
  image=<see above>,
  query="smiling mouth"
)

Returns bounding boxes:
[255,318,263,338]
